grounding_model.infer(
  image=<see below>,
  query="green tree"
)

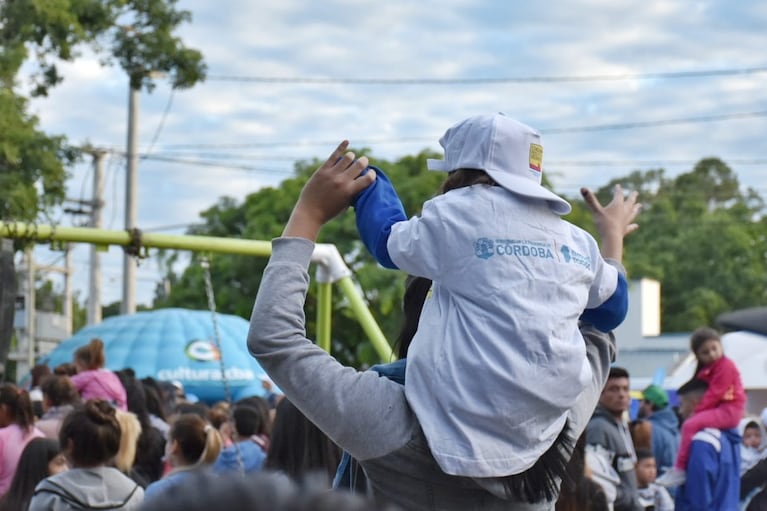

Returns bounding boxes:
[593,158,767,331]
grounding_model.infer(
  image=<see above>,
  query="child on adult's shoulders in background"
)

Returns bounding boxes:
[657,327,745,487]
[739,417,767,475]
[352,113,635,486]
[635,449,674,511]
[70,338,127,410]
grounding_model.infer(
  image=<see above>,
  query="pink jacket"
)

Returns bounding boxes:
[0,424,44,494]
[71,369,128,410]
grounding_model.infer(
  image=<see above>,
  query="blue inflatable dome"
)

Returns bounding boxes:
[40,308,272,403]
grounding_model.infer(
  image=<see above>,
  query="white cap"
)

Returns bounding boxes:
[427,113,571,215]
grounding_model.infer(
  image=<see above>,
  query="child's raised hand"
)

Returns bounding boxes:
[581,184,641,261]
[283,140,377,240]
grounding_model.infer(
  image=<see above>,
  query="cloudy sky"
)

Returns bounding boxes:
[21,0,767,310]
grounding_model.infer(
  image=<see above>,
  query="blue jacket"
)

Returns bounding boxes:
[647,407,680,475]
[675,428,741,511]
[213,439,266,474]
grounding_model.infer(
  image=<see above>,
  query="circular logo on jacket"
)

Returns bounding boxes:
[474,238,495,259]
[185,340,221,362]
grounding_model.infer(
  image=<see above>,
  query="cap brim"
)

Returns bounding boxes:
[487,171,572,215]
[426,159,449,172]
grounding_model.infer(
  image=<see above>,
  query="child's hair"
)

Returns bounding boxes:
[74,338,106,370]
[170,414,223,466]
[60,399,122,467]
[635,448,655,462]
[0,383,35,431]
[53,362,77,376]
[0,438,61,511]
[438,169,497,194]
[690,327,721,354]
[40,375,81,407]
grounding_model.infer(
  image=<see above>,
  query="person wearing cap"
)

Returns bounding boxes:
[672,378,740,511]
[350,113,633,486]
[247,140,641,509]
[637,384,680,477]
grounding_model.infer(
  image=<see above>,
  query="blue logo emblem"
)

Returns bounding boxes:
[560,245,572,262]
[474,238,495,259]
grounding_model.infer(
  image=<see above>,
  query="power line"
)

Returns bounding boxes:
[140,154,292,174]
[149,109,767,150]
[206,65,767,85]
[140,88,175,160]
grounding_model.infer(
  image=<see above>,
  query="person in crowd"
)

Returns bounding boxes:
[213,403,267,474]
[637,384,680,477]
[208,402,234,447]
[143,413,223,501]
[116,369,165,484]
[634,448,674,511]
[28,364,51,419]
[264,399,340,484]
[141,378,170,437]
[247,140,640,509]
[141,469,395,511]
[0,438,67,511]
[36,374,81,439]
[739,417,766,475]
[114,409,146,486]
[672,378,740,510]
[351,113,630,497]
[657,327,746,488]
[233,396,271,451]
[29,399,144,510]
[741,453,767,510]
[0,383,44,494]
[70,338,127,410]
[555,433,609,511]
[586,367,642,511]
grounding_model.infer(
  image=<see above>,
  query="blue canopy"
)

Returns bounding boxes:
[40,308,271,403]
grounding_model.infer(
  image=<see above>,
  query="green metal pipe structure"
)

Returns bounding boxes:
[0,222,393,361]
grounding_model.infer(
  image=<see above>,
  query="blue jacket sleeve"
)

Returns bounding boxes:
[352,165,407,269]
[580,272,628,332]
[684,440,716,510]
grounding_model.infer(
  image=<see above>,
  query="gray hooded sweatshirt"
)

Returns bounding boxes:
[248,237,621,511]
[29,466,144,511]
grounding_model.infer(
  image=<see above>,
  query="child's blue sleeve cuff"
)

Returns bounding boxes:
[580,273,629,332]
[352,165,406,269]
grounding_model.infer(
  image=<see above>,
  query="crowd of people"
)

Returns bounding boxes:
[2,113,765,510]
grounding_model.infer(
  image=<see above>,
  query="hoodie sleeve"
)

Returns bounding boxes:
[683,434,718,509]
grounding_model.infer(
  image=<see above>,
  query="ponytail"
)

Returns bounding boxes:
[74,338,106,370]
[170,414,222,467]
[198,424,223,466]
[0,384,35,431]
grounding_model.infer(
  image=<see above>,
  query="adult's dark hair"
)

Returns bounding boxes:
[169,414,222,466]
[142,379,167,422]
[53,362,77,377]
[40,374,80,407]
[265,399,341,483]
[60,399,121,467]
[0,438,60,511]
[690,326,721,354]
[235,396,271,436]
[677,378,709,396]
[0,383,35,431]
[232,404,265,438]
[31,364,51,388]
[140,470,394,511]
[116,369,165,483]
[555,433,609,511]
[608,366,630,380]
[74,338,106,370]
[395,276,433,359]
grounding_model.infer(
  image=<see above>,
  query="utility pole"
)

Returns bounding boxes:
[89,150,106,324]
[24,248,35,377]
[63,245,73,336]
[122,86,139,315]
